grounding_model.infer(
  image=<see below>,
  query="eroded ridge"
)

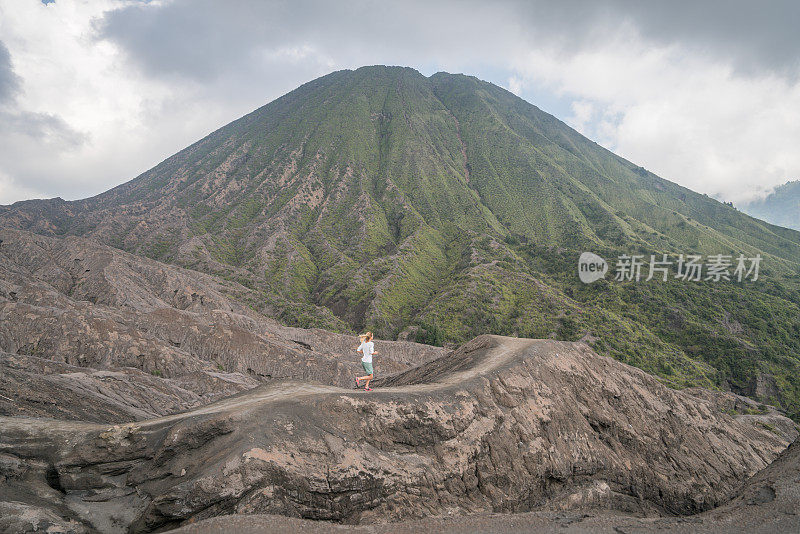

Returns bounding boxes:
[0,336,796,534]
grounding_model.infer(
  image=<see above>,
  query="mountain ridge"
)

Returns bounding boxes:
[2,65,800,418]
[1,335,795,532]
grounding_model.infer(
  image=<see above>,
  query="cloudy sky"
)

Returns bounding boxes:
[1,0,798,205]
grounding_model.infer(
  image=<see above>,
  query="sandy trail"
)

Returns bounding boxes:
[0,335,535,433]
[2,335,796,534]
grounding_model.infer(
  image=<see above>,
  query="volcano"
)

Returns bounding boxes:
[2,65,800,416]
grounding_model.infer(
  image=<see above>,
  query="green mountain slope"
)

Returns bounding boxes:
[2,65,800,418]
[741,180,800,231]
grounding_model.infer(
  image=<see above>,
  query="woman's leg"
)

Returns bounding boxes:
[358,361,374,388]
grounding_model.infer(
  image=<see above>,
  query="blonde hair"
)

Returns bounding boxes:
[358,331,373,342]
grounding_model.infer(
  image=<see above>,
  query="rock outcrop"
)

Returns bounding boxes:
[1,336,795,533]
[164,439,800,534]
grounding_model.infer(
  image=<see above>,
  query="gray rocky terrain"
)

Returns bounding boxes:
[1,335,796,533]
[0,228,445,422]
[168,439,800,533]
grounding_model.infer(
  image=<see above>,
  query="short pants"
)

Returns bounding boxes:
[362,361,373,375]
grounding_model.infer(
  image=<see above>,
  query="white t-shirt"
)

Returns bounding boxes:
[358,341,374,363]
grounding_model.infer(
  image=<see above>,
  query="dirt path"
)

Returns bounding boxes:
[2,335,796,534]
[0,335,534,434]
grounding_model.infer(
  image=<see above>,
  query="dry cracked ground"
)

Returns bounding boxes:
[1,228,799,534]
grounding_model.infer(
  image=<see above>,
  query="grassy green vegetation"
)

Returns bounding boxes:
[20,66,800,420]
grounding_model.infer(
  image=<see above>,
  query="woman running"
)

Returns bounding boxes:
[355,331,377,391]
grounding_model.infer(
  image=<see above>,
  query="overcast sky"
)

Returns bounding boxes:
[1,0,799,205]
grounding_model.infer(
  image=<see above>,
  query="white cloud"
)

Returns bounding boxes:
[0,1,798,206]
[0,0,268,203]
[566,100,594,134]
[0,170,45,204]
[507,76,524,96]
[509,26,800,204]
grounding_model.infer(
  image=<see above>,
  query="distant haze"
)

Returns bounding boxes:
[1,0,799,205]
[740,180,800,231]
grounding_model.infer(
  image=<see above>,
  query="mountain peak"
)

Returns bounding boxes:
[2,67,800,420]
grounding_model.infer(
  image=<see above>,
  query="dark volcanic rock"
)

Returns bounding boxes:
[0,336,795,533]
